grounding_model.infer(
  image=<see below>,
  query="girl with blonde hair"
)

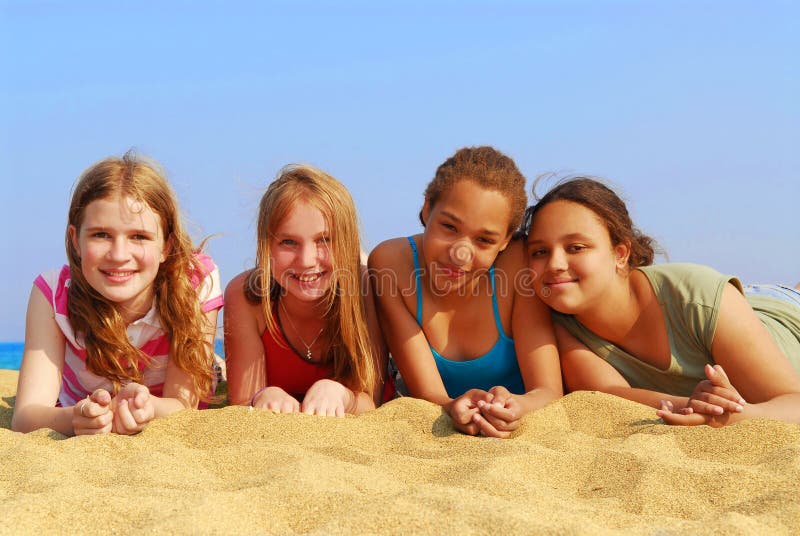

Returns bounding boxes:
[12,152,223,436]
[224,164,386,415]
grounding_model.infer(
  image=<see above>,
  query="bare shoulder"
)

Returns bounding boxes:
[224,270,257,309]
[495,237,527,275]
[368,236,415,271]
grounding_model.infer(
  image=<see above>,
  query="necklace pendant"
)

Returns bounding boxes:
[306,348,313,360]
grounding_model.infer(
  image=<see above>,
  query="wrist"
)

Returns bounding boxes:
[250,386,269,407]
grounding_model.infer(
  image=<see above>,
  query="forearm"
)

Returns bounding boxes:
[12,404,75,436]
[726,393,800,425]
[517,386,562,414]
[347,389,376,415]
[603,386,688,410]
[150,394,193,418]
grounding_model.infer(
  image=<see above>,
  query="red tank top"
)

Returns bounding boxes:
[261,310,333,401]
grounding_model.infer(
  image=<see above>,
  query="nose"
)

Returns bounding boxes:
[299,242,319,268]
[449,239,475,267]
[107,237,131,262]
[547,247,568,272]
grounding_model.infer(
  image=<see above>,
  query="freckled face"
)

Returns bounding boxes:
[526,200,627,314]
[270,201,333,303]
[421,180,512,294]
[70,196,168,322]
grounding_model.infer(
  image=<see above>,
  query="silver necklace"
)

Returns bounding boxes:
[279,298,325,361]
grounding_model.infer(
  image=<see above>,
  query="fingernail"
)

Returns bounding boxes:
[735,405,743,412]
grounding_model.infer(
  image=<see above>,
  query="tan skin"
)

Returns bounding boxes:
[528,200,800,426]
[369,180,562,438]
[12,196,217,436]
[224,202,386,416]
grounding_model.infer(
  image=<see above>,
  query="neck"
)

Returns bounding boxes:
[574,275,641,344]
[279,293,328,321]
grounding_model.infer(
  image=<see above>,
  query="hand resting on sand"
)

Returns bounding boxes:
[657,365,746,427]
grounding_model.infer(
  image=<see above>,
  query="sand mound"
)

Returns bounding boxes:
[1,369,798,534]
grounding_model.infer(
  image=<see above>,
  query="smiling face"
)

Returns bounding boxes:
[69,195,168,322]
[421,179,512,294]
[526,200,629,315]
[270,200,333,302]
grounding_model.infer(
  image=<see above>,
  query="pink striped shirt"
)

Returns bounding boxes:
[33,253,224,407]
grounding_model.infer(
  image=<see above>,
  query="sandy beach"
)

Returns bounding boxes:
[1,369,798,535]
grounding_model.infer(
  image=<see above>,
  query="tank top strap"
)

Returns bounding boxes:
[489,265,510,340]
[406,236,423,326]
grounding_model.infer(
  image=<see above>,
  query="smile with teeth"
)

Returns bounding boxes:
[102,270,135,276]
[293,272,324,283]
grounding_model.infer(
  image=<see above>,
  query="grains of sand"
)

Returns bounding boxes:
[1,370,798,535]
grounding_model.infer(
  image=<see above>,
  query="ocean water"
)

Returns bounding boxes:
[0,340,225,371]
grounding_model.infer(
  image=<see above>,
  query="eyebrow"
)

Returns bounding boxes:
[440,210,502,237]
[528,232,592,244]
[83,225,157,235]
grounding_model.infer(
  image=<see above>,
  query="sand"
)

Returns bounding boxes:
[1,369,798,535]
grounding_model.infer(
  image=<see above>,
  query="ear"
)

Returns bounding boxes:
[498,232,513,253]
[422,199,433,223]
[614,241,631,270]
[161,235,173,264]
[68,225,80,259]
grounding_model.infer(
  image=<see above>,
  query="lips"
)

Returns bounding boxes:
[291,272,326,284]
[437,264,467,278]
[100,269,136,283]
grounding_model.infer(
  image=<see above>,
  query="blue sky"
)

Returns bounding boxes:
[1,0,798,341]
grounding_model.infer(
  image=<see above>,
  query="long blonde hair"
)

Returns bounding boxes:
[244,164,376,394]
[65,151,215,398]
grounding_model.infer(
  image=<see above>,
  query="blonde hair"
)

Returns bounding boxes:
[244,164,376,394]
[65,151,215,399]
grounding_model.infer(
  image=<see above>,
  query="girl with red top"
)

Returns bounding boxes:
[224,164,386,416]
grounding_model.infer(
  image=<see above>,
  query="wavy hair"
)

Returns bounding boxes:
[66,151,215,399]
[244,164,376,394]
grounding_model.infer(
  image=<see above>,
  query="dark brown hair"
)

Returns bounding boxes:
[522,177,658,267]
[420,146,528,235]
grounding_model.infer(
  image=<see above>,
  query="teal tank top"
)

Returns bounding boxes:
[407,237,524,398]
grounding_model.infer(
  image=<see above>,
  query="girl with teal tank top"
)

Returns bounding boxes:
[406,236,523,397]
[523,177,800,427]
[369,147,562,439]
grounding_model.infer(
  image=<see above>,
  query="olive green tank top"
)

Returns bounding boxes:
[553,263,800,396]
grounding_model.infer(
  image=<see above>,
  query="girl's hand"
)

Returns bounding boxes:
[474,386,523,438]
[657,399,732,428]
[302,379,352,417]
[447,389,492,436]
[252,386,301,414]
[72,389,114,435]
[684,364,746,416]
[111,383,155,435]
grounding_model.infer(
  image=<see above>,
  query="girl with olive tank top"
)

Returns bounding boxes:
[524,177,800,427]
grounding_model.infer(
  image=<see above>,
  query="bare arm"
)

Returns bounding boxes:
[555,323,690,409]
[12,286,82,435]
[223,271,267,406]
[661,284,800,426]
[368,240,453,407]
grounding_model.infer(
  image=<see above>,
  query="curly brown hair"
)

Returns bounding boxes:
[420,146,528,235]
